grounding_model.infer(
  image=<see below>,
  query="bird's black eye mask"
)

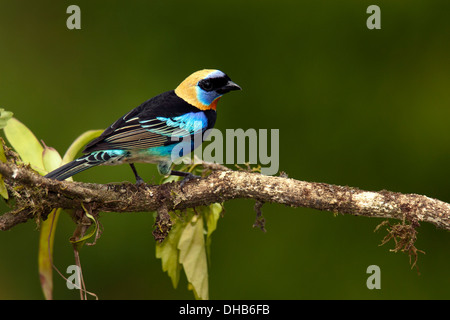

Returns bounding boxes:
[198,76,231,92]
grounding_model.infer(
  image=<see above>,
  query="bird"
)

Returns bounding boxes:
[44,69,241,184]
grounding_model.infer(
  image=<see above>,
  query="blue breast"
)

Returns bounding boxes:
[156,112,208,135]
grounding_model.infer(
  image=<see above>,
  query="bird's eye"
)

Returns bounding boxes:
[199,79,213,91]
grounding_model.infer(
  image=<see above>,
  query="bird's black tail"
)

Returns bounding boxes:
[44,158,98,181]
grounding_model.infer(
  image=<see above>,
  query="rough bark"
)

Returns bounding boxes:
[1,161,450,234]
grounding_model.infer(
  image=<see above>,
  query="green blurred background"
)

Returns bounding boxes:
[1,0,450,299]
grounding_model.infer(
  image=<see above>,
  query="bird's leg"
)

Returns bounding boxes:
[170,170,200,190]
[157,161,200,189]
[170,170,200,179]
[129,163,145,185]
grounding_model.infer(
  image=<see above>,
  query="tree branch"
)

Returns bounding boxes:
[1,161,450,234]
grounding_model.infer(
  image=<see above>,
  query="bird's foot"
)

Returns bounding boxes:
[180,172,200,190]
[130,163,147,187]
[170,170,201,192]
[134,176,148,188]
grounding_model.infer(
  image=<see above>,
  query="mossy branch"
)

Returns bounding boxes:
[1,160,450,235]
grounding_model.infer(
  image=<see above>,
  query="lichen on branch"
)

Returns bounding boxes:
[1,159,450,235]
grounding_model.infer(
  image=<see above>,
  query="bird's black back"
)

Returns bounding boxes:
[83,90,216,153]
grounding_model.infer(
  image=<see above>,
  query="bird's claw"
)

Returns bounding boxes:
[180,172,200,191]
[134,176,148,189]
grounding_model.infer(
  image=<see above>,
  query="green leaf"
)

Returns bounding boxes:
[178,214,209,300]
[3,117,45,173]
[0,108,13,129]
[62,129,103,164]
[38,145,63,299]
[0,176,8,199]
[37,130,100,299]
[38,208,61,300]
[156,203,222,299]
[0,140,8,199]
[0,139,7,163]
[155,216,184,288]
[69,208,98,251]
[203,203,222,263]
[42,144,63,173]
[1,121,102,299]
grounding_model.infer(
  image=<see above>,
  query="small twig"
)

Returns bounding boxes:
[253,200,266,232]
[152,205,172,242]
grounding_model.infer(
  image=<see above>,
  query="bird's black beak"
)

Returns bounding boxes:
[216,80,242,94]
